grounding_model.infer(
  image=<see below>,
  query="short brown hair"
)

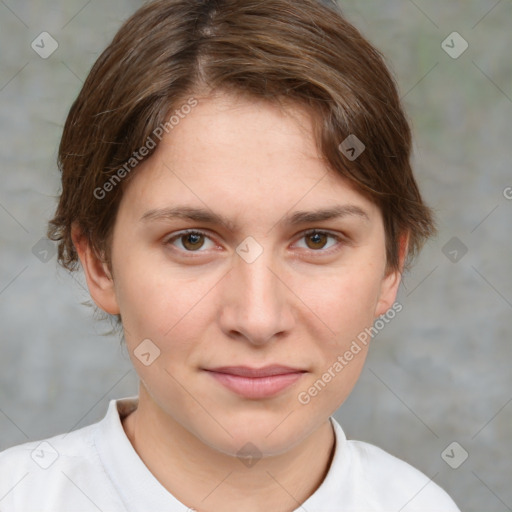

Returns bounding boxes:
[48,0,435,279]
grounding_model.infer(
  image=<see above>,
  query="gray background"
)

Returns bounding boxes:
[0,1,511,511]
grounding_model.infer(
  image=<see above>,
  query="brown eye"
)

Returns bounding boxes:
[167,230,215,252]
[181,232,205,251]
[305,231,329,250]
[294,230,343,254]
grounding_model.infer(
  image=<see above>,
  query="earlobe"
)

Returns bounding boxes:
[375,268,402,317]
[71,223,120,315]
[374,232,409,318]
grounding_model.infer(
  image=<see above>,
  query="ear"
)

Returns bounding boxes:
[374,232,409,318]
[71,223,120,315]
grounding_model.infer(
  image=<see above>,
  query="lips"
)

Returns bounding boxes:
[206,365,306,378]
[203,365,307,399]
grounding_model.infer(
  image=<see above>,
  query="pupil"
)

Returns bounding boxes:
[184,233,203,250]
[308,232,326,249]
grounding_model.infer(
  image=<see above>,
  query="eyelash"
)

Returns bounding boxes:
[164,229,346,257]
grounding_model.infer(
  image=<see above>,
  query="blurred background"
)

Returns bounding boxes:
[0,1,511,510]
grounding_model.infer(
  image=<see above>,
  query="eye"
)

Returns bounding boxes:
[165,230,217,252]
[165,229,345,255]
[294,230,344,253]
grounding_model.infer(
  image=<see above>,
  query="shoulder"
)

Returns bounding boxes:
[346,438,461,511]
[0,425,98,508]
[0,401,129,512]
[0,419,97,473]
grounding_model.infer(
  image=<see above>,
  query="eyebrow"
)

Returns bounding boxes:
[139,204,370,231]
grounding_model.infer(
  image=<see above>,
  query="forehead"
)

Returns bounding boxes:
[168,92,321,169]
[119,92,381,224]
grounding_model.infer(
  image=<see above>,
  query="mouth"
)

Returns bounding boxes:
[203,365,307,399]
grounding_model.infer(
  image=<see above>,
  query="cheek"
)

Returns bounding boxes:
[294,267,381,411]
[113,253,219,351]
[298,261,384,345]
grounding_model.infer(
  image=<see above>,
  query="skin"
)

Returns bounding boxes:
[73,91,406,512]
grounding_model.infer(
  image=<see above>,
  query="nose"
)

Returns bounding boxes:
[218,244,295,346]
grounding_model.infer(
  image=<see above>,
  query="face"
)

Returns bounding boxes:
[78,91,402,457]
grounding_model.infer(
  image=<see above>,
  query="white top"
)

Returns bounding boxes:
[0,397,460,511]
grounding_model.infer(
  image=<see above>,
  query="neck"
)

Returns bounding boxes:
[122,385,336,512]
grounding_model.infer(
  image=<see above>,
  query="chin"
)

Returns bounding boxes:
[192,412,311,458]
